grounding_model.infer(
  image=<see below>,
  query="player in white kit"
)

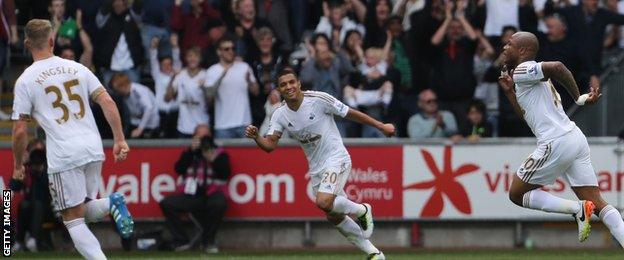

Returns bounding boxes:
[11,20,134,259]
[245,69,394,259]
[499,31,624,247]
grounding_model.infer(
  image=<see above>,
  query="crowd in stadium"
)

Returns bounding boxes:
[1,0,623,140]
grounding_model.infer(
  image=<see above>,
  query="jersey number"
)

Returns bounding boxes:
[45,79,85,124]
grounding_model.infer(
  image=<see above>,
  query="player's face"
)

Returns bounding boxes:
[277,74,301,101]
[502,36,520,67]
[582,0,598,14]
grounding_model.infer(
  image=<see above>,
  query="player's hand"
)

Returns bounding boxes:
[245,125,259,139]
[113,140,130,162]
[498,68,514,93]
[379,123,396,137]
[585,85,602,105]
[12,165,25,181]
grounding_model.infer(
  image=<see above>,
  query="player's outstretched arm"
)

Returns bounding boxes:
[345,108,396,137]
[245,125,281,153]
[542,61,601,105]
[94,90,130,162]
[542,61,580,100]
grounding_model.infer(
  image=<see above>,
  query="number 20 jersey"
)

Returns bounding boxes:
[12,56,105,173]
[513,60,576,145]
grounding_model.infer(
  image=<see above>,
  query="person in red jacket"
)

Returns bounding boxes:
[171,0,224,57]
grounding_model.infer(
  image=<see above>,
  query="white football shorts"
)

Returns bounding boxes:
[48,161,103,211]
[517,127,598,187]
[311,159,351,196]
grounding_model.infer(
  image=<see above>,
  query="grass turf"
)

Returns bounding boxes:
[9,250,622,260]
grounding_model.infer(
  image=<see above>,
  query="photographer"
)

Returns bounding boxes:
[159,132,230,253]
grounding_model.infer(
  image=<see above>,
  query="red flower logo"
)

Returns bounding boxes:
[404,146,479,217]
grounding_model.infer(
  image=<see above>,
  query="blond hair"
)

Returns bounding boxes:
[24,19,52,50]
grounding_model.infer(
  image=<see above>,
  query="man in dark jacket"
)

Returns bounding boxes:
[95,0,144,85]
[549,0,624,91]
[159,132,230,253]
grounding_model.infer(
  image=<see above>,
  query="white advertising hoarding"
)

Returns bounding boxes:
[403,144,623,219]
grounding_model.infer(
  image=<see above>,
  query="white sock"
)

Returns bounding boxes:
[335,216,379,254]
[599,205,624,248]
[85,198,110,223]
[522,189,580,214]
[331,196,366,216]
[64,218,106,260]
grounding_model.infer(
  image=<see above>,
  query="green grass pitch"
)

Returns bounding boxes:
[9,250,622,259]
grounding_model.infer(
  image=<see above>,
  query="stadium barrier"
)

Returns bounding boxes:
[2,138,623,221]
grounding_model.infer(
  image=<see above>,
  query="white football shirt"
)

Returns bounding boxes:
[205,61,255,130]
[12,56,105,173]
[267,91,350,175]
[171,69,210,135]
[513,60,575,144]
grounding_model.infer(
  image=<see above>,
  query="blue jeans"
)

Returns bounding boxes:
[214,126,247,139]
[101,68,141,87]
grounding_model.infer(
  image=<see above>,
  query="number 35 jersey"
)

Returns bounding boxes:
[267,91,351,175]
[12,56,105,173]
[513,60,576,145]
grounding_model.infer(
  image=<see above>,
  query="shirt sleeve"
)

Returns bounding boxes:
[317,92,349,118]
[83,66,106,98]
[266,108,284,136]
[513,62,544,85]
[11,80,33,120]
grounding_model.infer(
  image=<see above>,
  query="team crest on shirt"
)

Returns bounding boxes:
[528,66,537,75]
[309,113,315,120]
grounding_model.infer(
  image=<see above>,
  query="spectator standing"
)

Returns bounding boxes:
[166,46,210,138]
[344,47,395,138]
[537,14,591,110]
[110,73,160,138]
[132,0,173,62]
[341,29,365,67]
[315,0,365,51]
[483,0,519,37]
[249,27,286,127]
[430,0,478,131]
[95,0,145,85]
[151,35,182,138]
[229,0,272,61]
[160,134,229,253]
[205,37,259,139]
[387,15,412,91]
[551,0,624,91]
[359,0,393,48]
[408,89,458,138]
[171,0,222,56]
[0,0,17,120]
[392,0,426,31]
[256,0,293,53]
